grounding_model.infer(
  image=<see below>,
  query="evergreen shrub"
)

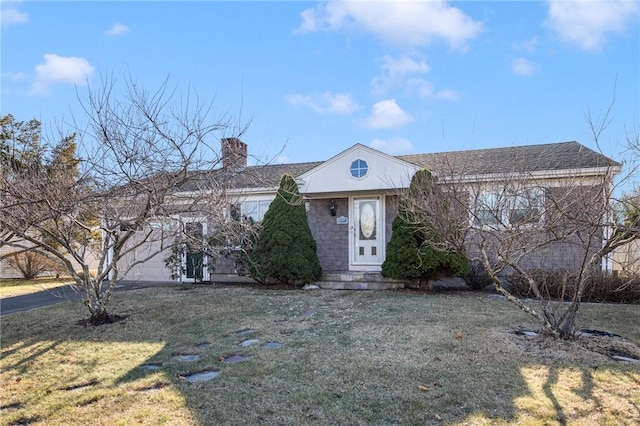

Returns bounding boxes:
[382,169,468,282]
[249,174,322,285]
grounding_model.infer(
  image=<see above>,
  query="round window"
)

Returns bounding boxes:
[350,159,368,178]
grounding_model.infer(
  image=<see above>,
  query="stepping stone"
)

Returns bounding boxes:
[180,369,221,383]
[261,342,283,349]
[172,353,200,362]
[223,354,250,363]
[196,342,212,349]
[611,355,639,363]
[609,349,639,362]
[580,329,621,338]
[239,339,260,347]
[514,330,538,336]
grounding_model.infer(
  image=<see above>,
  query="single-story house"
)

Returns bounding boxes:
[119,138,621,283]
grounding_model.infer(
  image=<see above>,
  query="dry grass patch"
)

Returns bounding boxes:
[1,286,638,425]
[0,278,73,298]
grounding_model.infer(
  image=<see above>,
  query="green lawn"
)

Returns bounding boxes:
[1,285,639,425]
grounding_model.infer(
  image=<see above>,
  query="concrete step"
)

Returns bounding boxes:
[315,272,406,290]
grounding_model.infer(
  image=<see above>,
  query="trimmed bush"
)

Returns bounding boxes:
[249,174,322,285]
[382,215,424,280]
[382,216,467,281]
[382,169,468,283]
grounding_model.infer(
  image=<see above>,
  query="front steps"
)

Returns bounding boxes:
[315,272,406,290]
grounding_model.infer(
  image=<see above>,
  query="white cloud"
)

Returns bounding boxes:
[30,54,95,95]
[296,0,482,49]
[284,92,358,114]
[511,36,539,52]
[511,57,537,76]
[371,53,458,101]
[106,22,131,36]
[371,53,430,95]
[546,0,639,50]
[406,78,460,100]
[369,136,413,154]
[364,99,413,129]
[380,54,430,76]
[2,71,27,81]
[1,2,28,28]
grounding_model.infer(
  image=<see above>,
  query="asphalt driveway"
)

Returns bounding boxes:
[0,281,179,316]
[0,275,255,316]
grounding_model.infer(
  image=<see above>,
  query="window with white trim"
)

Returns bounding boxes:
[475,192,502,227]
[473,187,544,228]
[508,189,544,225]
[350,159,369,179]
[241,199,273,222]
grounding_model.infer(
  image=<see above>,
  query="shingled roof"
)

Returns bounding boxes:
[398,141,620,176]
[223,161,322,189]
[178,161,321,192]
[179,141,619,192]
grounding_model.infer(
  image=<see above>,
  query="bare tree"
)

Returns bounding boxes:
[1,249,65,279]
[400,115,639,339]
[0,75,254,325]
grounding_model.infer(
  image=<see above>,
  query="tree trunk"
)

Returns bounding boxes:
[87,308,110,326]
[559,301,580,339]
[82,278,113,326]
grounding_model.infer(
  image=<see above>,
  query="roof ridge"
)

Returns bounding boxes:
[246,160,323,169]
[397,140,580,159]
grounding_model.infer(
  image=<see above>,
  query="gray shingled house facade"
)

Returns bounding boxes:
[118,139,620,282]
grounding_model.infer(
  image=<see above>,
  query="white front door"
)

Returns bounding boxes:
[351,196,384,270]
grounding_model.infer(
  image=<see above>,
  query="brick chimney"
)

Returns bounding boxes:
[221,137,248,172]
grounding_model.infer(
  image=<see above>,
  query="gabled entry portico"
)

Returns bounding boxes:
[297,144,421,273]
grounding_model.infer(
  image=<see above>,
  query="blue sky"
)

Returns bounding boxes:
[1,1,638,166]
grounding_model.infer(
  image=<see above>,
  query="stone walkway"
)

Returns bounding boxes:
[139,327,283,384]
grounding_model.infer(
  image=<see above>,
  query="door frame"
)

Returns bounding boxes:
[181,218,209,283]
[348,194,385,271]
